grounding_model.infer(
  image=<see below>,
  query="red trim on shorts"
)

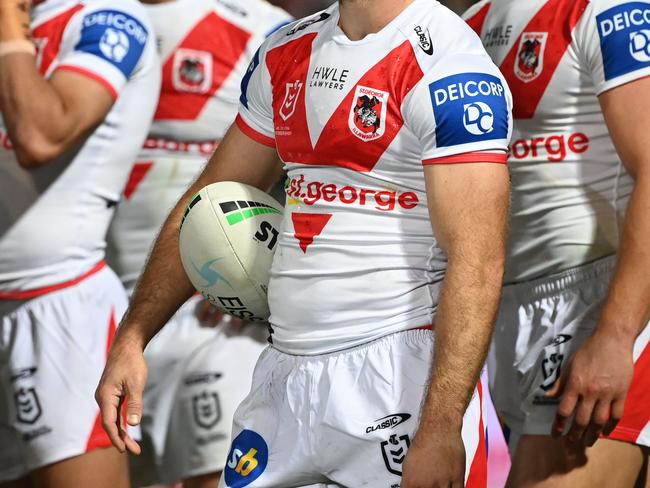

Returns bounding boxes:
[235,115,275,147]
[56,65,119,100]
[86,308,119,452]
[423,152,507,165]
[0,261,106,300]
[605,340,650,444]
[466,381,488,488]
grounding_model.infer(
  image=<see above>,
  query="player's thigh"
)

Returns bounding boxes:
[29,447,129,488]
[184,471,221,488]
[507,435,646,488]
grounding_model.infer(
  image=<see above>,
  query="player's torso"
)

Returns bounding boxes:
[0,0,159,291]
[263,1,479,352]
[469,0,640,282]
[108,0,291,289]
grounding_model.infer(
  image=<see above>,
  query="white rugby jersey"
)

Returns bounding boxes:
[108,0,292,291]
[0,0,160,293]
[237,0,513,354]
[464,0,647,283]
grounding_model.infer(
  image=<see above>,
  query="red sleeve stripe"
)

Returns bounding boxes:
[56,65,118,100]
[235,114,275,148]
[423,151,507,165]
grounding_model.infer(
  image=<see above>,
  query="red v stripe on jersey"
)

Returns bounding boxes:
[32,4,84,75]
[500,0,588,119]
[155,12,251,121]
[292,212,332,253]
[465,2,491,36]
[266,37,424,172]
[123,161,153,200]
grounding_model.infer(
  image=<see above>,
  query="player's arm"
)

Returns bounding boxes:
[549,77,650,445]
[0,0,114,168]
[95,123,280,454]
[402,162,509,488]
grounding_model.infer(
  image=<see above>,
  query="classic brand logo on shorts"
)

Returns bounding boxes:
[77,9,148,78]
[173,49,213,93]
[280,81,303,121]
[515,32,547,82]
[429,73,508,148]
[224,429,268,487]
[349,85,389,141]
[597,3,650,80]
[366,413,412,433]
[286,174,419,212]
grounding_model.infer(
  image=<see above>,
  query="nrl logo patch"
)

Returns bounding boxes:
[515,32,548,83]
[279,80,303,121]
[349,85,389,142]
[192,390,221,429]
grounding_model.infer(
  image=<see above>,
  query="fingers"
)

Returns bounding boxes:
[566,396,596,443]
[95,385,126,453]
[545,375,565,399]
[125,380,144,427]
[552,389,578,437]
[584,399,610,446]
[603,398,624,436]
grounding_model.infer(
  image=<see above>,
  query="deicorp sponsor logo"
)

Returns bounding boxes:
[77,9,148,77]
[597,3,650,80]
[286,174,419,212]
[429,72,508,147]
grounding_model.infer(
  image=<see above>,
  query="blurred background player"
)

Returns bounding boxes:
[464,0,650,486]
[108,0,291,487]
[0,0,159,487]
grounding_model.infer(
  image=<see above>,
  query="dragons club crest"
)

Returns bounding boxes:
[515,32,548,83]
[349,85,389,141]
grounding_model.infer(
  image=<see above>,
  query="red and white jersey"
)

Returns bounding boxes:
[238,0,513,354]
[464,0,648,283]
[108,0,292,291]
[0,0,160,293]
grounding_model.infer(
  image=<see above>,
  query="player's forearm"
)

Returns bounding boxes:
[596,174,650,344]
[0,5,79,167]
[117,190,197,350]
[418,255,504,432]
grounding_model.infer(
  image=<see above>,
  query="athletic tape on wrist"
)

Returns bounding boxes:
[0,40,35,57]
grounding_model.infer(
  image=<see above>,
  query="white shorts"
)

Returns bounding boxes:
[219,329,488,488]
[130,295,268,485]
[489,255,650,446]
[0,263,127,481]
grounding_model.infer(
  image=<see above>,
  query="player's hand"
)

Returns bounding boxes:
[195,300,247,330]
[95,331,148,455]
[547,329,635,446]
[401,427,466,488]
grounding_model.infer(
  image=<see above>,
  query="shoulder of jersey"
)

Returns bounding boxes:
[461,0,491,21]
[208,0,293,35]
[262,5,337,51]
[80,0,150,19]
[397,0,488,70]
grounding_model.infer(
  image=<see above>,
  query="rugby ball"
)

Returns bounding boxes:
[179,181,283,322]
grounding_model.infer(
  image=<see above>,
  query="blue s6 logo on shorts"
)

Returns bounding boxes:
[597,3,650,81]
[75,9,148,78]
[429,73,508,148]
[224,429,268,487]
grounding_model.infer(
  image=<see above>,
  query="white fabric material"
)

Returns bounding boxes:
[488,256,650,445]
[0,0,160,291]
[0,267,127,481]
[219,329,484,488]
[239,0,513,354]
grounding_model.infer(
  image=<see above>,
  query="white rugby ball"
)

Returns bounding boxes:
[179,181,283,322]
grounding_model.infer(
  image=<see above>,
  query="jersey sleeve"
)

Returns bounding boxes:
[402,53,513,165]
[236,40,276,147]
[575,0,650,94]
[55,2,152,99]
